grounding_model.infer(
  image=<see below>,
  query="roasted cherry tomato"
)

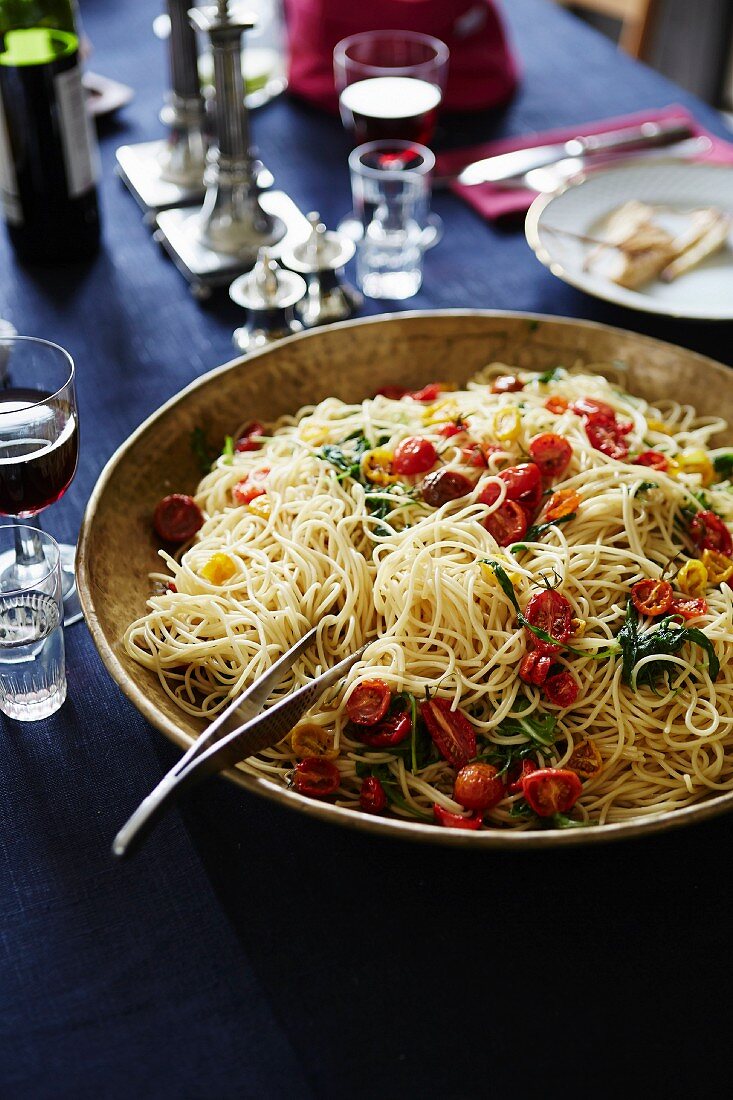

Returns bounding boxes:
[374,384,408,400]
[671,596,708,620]
[631,578,674,617]
[421,468,473,507]
[453,763,505,811]
[406,382,448,403]
[478,463,542,511]
[356,709,412,747]
[433,804,483,829]
[359,776,387,813]
[438,419,468,438]
[233,467,270,504]
[460,443,489,468]
[544,395,569,414]
[234,421,265,451]
[519,649,552,685]
[491,375,524,394]
[346,679,391,726]
[585,416,629,460]
[634,450,669,472]
[528,433,573,479]
[293,757,340,798]
[566,740,603,779]
[420,696,477,769]
[521,767,582,817]
[524,589,574,652]
[700,549,733,585]
[571,397,616,420]
[290,723,335,760]
[676,559,708,597]
[543,670,579,707]
[153,494,204,543]
[543,488,580,522]
[507,758,539,794]
[483,500,528,546]
[393,436,438,475]
[689,510,733,556]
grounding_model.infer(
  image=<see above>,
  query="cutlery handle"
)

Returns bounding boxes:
[577,118,692,155]
[112,767,196,859]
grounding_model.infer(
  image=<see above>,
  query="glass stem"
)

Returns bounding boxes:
[13,515,45,567]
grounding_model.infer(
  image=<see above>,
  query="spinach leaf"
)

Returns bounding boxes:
[536,366,564,384]
[319,434,371,481]
[497,709,558,748]
[190,426,218,474]
[714,454,733,478]
[616,599,719,689]
[551,812,591,829]
[522,512,576,543]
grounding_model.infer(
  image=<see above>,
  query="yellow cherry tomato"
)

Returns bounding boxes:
[492,406,521,442]
[361,447,397,486]
[423,399,460,426]
[676,450,714,487]
[665,458,681,478]
[299,423,329,445]
[677,559,708,597]
[701,549,733,585]
[479,561,521,587]
[646,418,669,434]
[200,552,237,585]
[248,495,271,519]
[569,617,587,639]
[290,723,338,760]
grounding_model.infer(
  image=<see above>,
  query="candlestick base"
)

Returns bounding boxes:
[154,190,312,299]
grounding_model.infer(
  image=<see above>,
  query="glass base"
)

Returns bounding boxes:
[58,542,82,627]
[0,676,66,721]
[337,212,443,251]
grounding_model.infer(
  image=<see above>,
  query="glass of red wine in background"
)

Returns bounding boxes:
[334,30,448,248]
[0,337,80,626]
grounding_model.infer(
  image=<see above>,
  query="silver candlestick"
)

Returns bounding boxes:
[229,249,306,353]
[116,0,208,214]
[154,0,311,299]
[281,211,363,328]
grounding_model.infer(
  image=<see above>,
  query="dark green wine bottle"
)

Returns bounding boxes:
[0,0,100,262]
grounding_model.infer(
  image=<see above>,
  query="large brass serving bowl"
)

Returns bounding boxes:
[77,311,733,847]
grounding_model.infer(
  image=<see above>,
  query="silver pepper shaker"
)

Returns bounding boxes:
[281,212,362,328]
[229,249,306,353]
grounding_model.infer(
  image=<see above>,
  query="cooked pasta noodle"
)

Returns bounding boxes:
[125,362,733,830]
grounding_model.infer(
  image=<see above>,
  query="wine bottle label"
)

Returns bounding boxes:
[54,65,99,199]
[0,94,22,225]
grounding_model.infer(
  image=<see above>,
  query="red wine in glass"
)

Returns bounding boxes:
[0,388,78,517]
[339,77,442,145]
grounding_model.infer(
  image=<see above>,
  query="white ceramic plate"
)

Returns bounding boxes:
[525,161,733,320]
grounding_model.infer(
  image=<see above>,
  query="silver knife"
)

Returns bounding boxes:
[456,118,693,187]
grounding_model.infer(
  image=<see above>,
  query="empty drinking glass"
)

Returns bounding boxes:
[349,141,435,300]
[0,524,66,721]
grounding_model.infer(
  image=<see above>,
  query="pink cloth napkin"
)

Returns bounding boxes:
[436,104,733,222]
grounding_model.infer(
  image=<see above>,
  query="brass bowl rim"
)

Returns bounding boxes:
[77,308,733,848]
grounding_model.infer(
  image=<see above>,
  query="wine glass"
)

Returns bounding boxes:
[0,336,81,626]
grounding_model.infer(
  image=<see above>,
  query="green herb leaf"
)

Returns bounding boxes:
[635,480,659,495]
[190,426,218,474]
[551,812,590,829]
[523,512,576,543]
[616,598,719,688]
[319,435,371,482]
[497,710,558,748]
[536,366,564,384]
[714,454,733,478]
[222,435,234,465]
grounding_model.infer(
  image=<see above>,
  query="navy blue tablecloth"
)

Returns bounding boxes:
[2,1,733,1096]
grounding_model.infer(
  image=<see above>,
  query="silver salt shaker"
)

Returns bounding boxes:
[229,249,306,353]
[281,212,362,328]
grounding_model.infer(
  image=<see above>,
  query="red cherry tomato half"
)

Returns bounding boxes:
[689,510,733,556]
[518,650,552,686]
[543,670,579,707]
[421,468,474,508]
[491,375,524,394]
[406,383,447,403]
[346,679,392,726]
[524,589,574,652]
[433,804,483,830]
[438,420,468,438]
[460,443,489,468]
[374,385,408,400]
[528,433,573,479]
[671,596,708,620]
[631,578,674,617]
[585,416,629,460]
[356,708,412,747]
[571,397,616,420]
[359,776,387,813]
[294,757,341,798]
[153,494,204,543]
[420,696,477,769]
[235,421,265,452]
[544,396,569,415]
[478,463,542,512]
[483,499,528,546]
[393,436,438,475]
[634,450,669,472]
[521,767,582,817]
[233,467,270,504]
[453,763,505,811]
[507,758,539,794]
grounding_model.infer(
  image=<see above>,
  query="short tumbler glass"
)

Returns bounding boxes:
[350,140,435,300]
[0,524,66,721]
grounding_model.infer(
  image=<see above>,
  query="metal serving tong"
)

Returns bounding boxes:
[113,627,367,858]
